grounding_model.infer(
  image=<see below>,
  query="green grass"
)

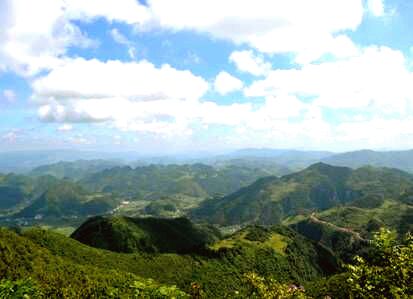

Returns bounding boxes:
[261,233,288,255]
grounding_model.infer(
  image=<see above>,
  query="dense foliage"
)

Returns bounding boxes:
[71,216,221,253]
[345,229,412,298]
[0,221,338,297]
[0,228,188,298]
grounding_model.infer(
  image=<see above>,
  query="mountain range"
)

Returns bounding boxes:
[192,163,413,226]
[4,148,413,175]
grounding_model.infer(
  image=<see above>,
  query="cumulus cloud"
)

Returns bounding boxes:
[0,0,96,76]
[0,0,149,76]
[229,50,271,76]
[213,71,243,95]
[146,0,365,63]
[245,46,413,114]
[32,58,209,101]
[32,57,212,136]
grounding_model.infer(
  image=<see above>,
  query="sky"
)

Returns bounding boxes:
[1,0,413,154]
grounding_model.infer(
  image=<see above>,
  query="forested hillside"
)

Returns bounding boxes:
[192,163,413,226]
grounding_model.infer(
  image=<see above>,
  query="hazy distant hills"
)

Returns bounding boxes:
[192,163,413,226]
[224,148,413,173]
[0,150,128,173]
[0,173,61,211]
[16,181,117,218]
[322,149,413,173]
[30,160,124,180]
[79,163,283,200]
[3,148,413,174]
[221,148,333,170]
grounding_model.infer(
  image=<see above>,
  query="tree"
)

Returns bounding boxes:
[346,228,413,298]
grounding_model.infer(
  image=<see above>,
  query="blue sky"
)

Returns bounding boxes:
[1,0,413,154]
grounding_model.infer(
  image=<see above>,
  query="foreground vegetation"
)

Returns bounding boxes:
[1,224,411,298]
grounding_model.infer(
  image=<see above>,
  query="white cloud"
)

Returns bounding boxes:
[33,58,209,101]
[367,0,385,17]
[57,124,73,132]
[65,0,150,25]
[2,130,19,143]
[2,89,16,102]
[32,57,210,136]
[214,71,243,95]
[110,28,136,59]
[110,28,131,45]
[245,46,413,114]
[335,118,413,149]
[0,0,96,76]
[0,0,149,76]
[229,50,271,76]
[146,0,365,63]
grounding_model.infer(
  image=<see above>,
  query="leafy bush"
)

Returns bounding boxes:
[243,272,307,299]
[0,278,43,298]
[346,228,412,298]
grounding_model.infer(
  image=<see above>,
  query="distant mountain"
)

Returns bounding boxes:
[0,150,128,173]
[80,163,283,200]
[30,159,123,180]
[229,148,333,159]
[16,181,116,218]
[0,174,61,212]
[71,216,221,254]
[217,148,334,170]
[322,149,413,173]
[191,163,413,226]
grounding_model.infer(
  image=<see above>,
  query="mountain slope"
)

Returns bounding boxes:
[0,227,187,298]
[290,214,368,262]
[0,174,62,212]
[80,163,280,200]
[16,181,116,218]
[71,216,221,253]
[191,163,413,226]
